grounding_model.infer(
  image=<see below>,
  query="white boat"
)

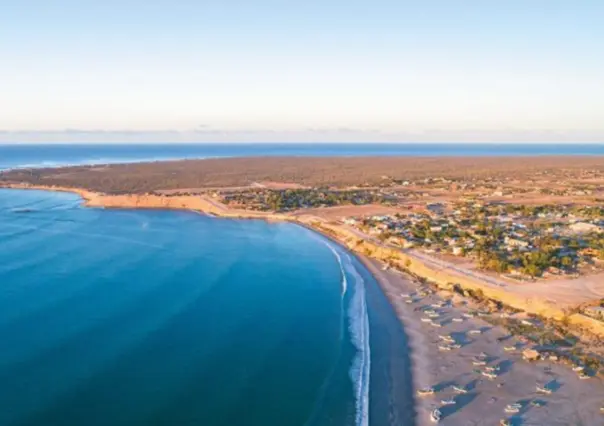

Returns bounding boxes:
[452,317,464,322]
[572,365,584,372]
[504,346,516,351]
[463,312,475,318]
[450,344,462,349]
[485,366,499,372]
[504,404,520,413]
[405,299,414,304]
[500,420,511,426]
[440,398,456,405]
[482,371,497,380]
[472,360,487,366]
[469,329,482,335]
[431,322,443,328]
[452,385,467,394]
[536,385,552,394]
[438,345,452,351]
[421,318,433,323]
[430,408,442,423]
[578,372,590,380]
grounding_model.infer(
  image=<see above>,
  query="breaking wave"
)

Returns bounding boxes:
[320,239,370,426]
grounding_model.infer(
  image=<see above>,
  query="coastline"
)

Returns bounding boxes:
[3,183,604,424]
[4,182,604,336]
[2,183,422,426]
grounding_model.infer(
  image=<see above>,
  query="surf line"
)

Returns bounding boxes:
[319,238,371,426]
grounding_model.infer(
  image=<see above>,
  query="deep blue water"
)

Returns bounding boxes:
[0,143,603,170]
[0,189,413,426]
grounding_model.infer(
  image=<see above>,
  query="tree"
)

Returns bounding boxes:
[560,256,573,269]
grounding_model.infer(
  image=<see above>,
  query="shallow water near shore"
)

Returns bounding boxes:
[0,189,414,426]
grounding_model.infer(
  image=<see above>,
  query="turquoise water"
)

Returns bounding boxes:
[1,143,603,169]
[0,189,408,426]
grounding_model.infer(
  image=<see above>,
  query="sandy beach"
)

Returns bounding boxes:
[363,257,604,426]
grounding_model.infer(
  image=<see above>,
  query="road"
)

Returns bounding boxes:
[339,223,509,289]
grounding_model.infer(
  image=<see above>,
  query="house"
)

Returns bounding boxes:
[569,222,603,234]
[504,236,529,249]
[426,202,445,214]
[522,348,540,361]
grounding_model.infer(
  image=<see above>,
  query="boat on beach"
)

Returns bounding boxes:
[536,385,552,394]
[482,371,498,380]
[504,403,521,413]
[452,385,468,394]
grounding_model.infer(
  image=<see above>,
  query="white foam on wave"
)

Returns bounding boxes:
[317,237,370,426]
[320,240,348,297]
[342,251,371,426]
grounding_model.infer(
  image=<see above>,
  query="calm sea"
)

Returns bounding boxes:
[0,189,413,426]
[0,143,603,170]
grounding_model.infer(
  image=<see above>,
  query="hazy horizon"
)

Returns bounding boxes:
[2,1,604,143]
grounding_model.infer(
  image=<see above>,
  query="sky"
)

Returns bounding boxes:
[1,0,604,143]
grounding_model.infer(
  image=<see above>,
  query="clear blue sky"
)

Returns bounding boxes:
[1,0,603,142]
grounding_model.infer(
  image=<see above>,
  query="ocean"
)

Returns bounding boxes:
[4,141,585,425]
[0,142,603,170]
[0,188,413,426]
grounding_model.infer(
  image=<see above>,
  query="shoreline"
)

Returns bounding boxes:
[3,184,604,424]
[2,183,422,426]
[4,183,604,337]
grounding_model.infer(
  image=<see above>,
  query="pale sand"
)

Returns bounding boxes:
[363,258,604,426]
